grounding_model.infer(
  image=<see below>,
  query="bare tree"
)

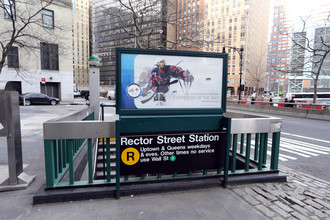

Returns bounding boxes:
[246,48,268,96]
[102,0,224,50]
[286,15,330,103]
[0,0,70,80]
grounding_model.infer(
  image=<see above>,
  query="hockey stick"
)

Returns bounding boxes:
[141,80,179,104]
[141,90,157,104]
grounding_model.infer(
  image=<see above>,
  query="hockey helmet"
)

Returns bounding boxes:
[154,58,166,67]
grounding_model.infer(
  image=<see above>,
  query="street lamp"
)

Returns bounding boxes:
[88,55,100,67]
[222,45,244,101]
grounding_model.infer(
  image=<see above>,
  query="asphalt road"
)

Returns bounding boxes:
[278,114,330,182]
[229,109,330,182]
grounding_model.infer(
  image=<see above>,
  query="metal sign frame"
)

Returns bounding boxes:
[116,48,228,116]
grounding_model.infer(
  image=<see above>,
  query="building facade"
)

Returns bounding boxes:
[269,0,330,94]
[266,1,291,95]
[72,0,90,89]
[288,32,306,93]
[176,0,205,51]
[0,0,73,101]
[91,0,169,85]
[201,0,270,97]
[310,26,330,92]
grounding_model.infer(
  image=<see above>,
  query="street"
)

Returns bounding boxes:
[277,115,330,182]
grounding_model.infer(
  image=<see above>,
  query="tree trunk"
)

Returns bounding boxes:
[313,51,329,104]
[313,76,318,104]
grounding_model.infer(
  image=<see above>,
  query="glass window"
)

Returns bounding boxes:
[4,0,15,20]
[42,9,54,29]
[7,46,19,68]
[40,43,58,70]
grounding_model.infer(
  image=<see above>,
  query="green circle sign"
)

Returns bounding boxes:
[170,155,176,162]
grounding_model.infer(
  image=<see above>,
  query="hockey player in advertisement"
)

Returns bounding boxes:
[120,54,224,109]
[141,58,194,104]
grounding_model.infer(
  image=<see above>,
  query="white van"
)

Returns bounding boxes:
[107,90,116,100]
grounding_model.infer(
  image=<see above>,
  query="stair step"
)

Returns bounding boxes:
[96,162,116,168]
[97,148,116,153]
[97,155,116,160]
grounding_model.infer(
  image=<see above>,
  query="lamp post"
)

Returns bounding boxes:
[238,46,244,101]
[88,55,100,120]
[222,45,244,101]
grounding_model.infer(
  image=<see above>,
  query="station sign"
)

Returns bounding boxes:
[120,131,226,175]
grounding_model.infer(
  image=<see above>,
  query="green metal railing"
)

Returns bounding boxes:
[43,106,281,193]
[228,132,280,174]
[100,103,116,121]
[44,112,95,188]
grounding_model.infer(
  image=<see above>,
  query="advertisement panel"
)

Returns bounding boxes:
[116,49,227,115]
[120,131,226,175]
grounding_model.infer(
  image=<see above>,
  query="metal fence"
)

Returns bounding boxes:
[43,106,282,192]
[225,112,281,175]
[228,100,330,110]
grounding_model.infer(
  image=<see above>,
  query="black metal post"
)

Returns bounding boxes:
[238,46,244,101]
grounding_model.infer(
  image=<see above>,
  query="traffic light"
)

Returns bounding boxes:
[240,85,244,91]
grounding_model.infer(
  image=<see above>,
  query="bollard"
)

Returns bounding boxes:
[0,90,35,191]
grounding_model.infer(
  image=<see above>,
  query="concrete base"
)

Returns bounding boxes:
[33,172,286,205]
[0,165,36,192]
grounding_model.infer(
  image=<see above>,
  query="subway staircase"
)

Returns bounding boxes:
[94,139,116,180]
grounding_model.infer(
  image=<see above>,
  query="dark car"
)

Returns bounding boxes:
[80,90,89,99]
[19,93,60,106]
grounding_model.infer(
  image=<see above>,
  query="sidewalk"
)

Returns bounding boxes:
[1,164,330,220]
[1,105,330,219]
[229,166,330,219]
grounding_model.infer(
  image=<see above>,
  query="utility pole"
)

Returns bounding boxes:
[238,46,244,101]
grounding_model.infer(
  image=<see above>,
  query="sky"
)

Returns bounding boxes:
[282,0,329,20]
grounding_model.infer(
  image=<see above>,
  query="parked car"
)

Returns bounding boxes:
[107,90,116,100]
[80,90,89,99]
[19,93,60,106]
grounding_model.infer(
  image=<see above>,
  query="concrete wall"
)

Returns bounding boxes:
[227,103,330,121]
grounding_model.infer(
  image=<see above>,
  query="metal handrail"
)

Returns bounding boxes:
[43,105,282,191]
[100,103,116,121]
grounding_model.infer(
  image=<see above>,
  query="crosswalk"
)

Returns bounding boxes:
[247,132,330,162]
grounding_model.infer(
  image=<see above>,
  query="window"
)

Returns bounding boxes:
[40,43,59,70]
[42,9,54,28]
[7,46,19,68]
[4,0,15,20]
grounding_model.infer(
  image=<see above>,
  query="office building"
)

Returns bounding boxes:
[266,0,291,95]
[201,0,270,96]
[91,0,171,85]
[72,0,90,89]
